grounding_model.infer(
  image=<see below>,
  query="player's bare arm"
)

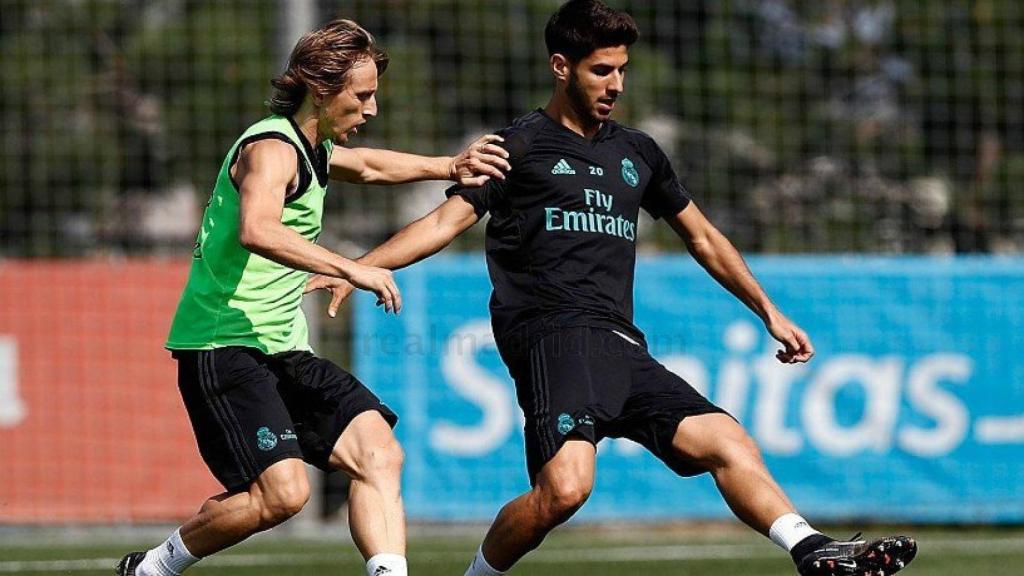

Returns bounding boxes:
[329,134,511,185]
[305,195,480,316]
[361,195,480,268]
[666,202,813,364]
[236,139,401,313]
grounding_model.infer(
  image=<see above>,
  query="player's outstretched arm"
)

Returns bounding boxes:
[236,139,401,313]
[329,134,511,185]
[361,194,480,269]
[666,202,814,364]
[305,195,480,316]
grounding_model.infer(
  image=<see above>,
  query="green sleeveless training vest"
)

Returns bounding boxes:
[166,115,333,354]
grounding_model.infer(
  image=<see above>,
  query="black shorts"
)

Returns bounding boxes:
[498,326,728,484]
[173,346,397,492]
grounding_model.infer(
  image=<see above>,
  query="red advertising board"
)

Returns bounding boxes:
[0,260,222,522]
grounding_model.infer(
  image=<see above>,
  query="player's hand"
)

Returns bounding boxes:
[344,264,402,314]
[304,274,355,318]
[766,313,814,364]
[449,134,511,187]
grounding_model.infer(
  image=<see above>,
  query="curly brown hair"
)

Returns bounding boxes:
[269,19,389,116]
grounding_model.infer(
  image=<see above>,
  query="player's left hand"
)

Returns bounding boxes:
[304,274,355,318]
[766,313,815,364]
[450,134,511,187]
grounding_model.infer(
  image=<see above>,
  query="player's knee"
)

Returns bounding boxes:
[707,433,763,471]
[350,437,404,485]
[727,432,763,465]
[538,475,592,523]
[259,480,310,527]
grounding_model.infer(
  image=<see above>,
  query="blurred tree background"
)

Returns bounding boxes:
[1,0,1021,256]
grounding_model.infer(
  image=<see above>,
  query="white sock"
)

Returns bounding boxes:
[768,513,821,552]
[365,553,407,576]
[464,546,505,576]
[136,528,200,576]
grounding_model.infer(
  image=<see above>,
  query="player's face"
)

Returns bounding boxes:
[567,45,629,124]
[319,58,379,145]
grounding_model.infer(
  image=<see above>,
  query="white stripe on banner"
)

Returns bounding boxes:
[0,335,26,428]
[975,416,1024,444]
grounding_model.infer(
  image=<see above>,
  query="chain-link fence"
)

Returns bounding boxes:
[2,0,1022,258]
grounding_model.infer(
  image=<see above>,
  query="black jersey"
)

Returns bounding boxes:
[447,109,690,346]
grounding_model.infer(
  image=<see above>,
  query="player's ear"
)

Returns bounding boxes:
[310,88,327,110]
[550,54,571,83]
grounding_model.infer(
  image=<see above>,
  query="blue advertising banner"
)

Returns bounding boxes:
[353,255,1024,522]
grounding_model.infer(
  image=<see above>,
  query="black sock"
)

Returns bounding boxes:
[790,533,835,564]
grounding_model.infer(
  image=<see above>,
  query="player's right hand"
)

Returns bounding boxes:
[450,134,511,187]
[766,313,814,364]
[304,274,355,318]
[344,263,402,314]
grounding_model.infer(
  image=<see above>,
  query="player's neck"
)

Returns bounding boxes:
[291,101,323,148]
[544,97,603,139]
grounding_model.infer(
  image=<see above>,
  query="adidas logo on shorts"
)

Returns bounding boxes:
[551,158,576,175]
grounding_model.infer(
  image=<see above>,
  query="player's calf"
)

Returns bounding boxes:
[329,411,408,576]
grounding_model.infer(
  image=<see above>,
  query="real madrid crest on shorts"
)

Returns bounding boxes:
[256,426,278,451]
[557,413,576,435]
[621,157,639,187]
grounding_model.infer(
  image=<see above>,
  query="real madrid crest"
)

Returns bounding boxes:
[621,157,639,187]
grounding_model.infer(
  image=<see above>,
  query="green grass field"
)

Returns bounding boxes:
[4,525,1024,575]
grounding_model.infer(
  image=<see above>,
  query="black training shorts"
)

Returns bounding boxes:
[498,326,728,484]
[173,346,397,491]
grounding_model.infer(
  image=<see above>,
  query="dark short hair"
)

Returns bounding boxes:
[544,0,639,62]
[269,19,389,116]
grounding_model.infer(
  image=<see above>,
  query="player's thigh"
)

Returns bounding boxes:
[269,351,399,473]
[670,412,762,469]
[174,347,303,492]
[619,348,731,476]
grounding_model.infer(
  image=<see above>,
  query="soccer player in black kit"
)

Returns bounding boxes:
[310,2,918,575]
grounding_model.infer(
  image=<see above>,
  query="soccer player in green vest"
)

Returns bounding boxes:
[116,19,509,576]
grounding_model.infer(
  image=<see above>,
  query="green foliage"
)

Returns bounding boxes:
[0,1,275,255]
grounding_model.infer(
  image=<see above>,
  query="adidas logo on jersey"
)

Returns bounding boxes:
[551,158,576,175]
